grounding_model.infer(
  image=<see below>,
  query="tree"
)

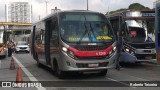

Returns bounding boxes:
[107,3,151,15]
[128,3,150,10]
[109,8,127,14]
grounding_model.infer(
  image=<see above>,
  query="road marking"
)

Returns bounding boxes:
[12,55,46,90]
[105,77,136,88]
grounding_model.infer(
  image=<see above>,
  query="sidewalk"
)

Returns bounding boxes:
[0,55,39,90]
[0,56,30,81]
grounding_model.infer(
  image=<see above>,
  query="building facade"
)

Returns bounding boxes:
[6,2,32,43]
[7,2,32,23]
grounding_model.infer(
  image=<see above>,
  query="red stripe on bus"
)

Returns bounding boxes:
[68,45,113,57]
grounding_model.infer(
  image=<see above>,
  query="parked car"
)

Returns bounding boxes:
[15,41,30,53]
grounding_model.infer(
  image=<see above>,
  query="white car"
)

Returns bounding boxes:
[15,41,30,53]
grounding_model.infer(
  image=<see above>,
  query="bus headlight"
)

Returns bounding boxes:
[61,46,75,59]
[62,46,67,52]
[125,48,130,52]
[125,47,135,55]
[113,46,117,51]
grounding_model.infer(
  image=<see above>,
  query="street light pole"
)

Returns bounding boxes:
[87,0,88,10]
[5,4,7,22]
[46,1,49,16]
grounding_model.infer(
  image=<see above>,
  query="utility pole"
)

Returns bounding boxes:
[87,0,88,10]
[5,4,7,22]
[46,1,49,16]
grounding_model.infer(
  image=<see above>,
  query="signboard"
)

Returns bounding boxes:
[126,11,155,17]
[142,12,155,17]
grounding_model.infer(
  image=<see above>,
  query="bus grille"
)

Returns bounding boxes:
[76,62,108,68]
[125,43,155,49]
[76,56,106,60]
[74,45,108,51]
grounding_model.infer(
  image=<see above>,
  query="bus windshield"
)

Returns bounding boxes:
[60,12,114,43]
[124,19,155,43]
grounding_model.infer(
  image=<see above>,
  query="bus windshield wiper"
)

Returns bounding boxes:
[77,22,89,44]
[89,23,107,44]
[77,14,92,44]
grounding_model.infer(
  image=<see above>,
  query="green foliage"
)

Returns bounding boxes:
[107,3,151,15]
[109,8,127,14]
[129,3,150,10]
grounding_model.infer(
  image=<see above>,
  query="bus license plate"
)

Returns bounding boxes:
[88,63,99,68]
[145,56,152,60]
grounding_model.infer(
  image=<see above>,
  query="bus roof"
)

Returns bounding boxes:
[33,10,103,25]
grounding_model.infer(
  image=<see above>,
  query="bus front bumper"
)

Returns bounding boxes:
[120,52,157,63]
[58,51,117,72]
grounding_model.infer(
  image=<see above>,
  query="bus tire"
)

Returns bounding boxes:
[98,70,108,76]
[36,53,42,67]
[53,61,66,79]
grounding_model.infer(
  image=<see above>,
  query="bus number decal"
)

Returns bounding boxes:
[96,52,106,56]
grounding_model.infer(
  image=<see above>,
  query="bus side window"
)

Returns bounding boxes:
[50,18,59,48]
[51,20,58,40]
[122,22,128,37]
[40,29,45,44]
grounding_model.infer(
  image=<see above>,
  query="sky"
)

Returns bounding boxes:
[0,0,156,23]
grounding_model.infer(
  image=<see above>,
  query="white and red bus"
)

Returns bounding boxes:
[31,10,117,78]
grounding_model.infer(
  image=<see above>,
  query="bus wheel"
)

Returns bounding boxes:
[36,54,41,67]
[98,70,108,76]
[53,61,66,79]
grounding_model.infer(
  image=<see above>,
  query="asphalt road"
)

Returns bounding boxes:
[0,53,160,90]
